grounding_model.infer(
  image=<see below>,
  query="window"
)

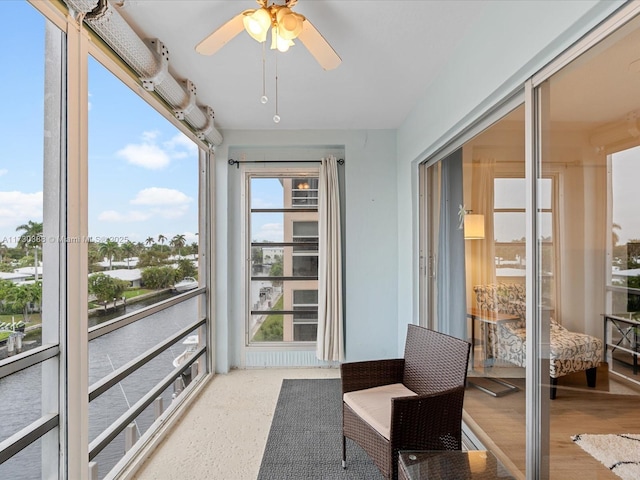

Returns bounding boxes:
[87,55,205,477]
[494,177,555,305]
[292,290,318,341]
[609,146,640,312]
[248,173,319,343]
[0,3,62,478]
[291,178,319,207]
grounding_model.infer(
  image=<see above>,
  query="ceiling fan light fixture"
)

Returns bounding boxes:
[243,8,271,42]
[271,26,294,52]
[276,8,304,40]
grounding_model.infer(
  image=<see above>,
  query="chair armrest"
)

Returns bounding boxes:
[341,358,405,394]
[389,386,466,451]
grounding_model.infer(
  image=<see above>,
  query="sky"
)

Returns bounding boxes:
[0,1,199,249]
[612,146,640,245]
[3,2,639,251]
[251,178,284,242]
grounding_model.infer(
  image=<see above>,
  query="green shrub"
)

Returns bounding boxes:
[88,273,129,303]
[141,266,178,289]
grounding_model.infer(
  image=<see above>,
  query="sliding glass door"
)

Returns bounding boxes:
[422,105,527,474]
[537,11,640,478]
[421,6,640,479]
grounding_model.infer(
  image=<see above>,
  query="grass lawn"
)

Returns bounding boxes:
[0,313,41,325]
[252,295,284,342]
[123,289,154,299]
[89,288,157,309]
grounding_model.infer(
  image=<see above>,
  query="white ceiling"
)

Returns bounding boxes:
[113,0,490,131]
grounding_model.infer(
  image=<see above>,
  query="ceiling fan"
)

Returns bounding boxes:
[195,0,341,71]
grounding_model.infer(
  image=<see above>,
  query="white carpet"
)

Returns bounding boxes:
[572,433,640,480]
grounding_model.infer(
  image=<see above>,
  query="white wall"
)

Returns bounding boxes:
[213,129,398,372]
[395,0,623,352]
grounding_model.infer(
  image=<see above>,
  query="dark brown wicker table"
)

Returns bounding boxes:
[398,450,515,480]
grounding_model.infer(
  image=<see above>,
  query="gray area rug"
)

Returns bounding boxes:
[257,378,384,480]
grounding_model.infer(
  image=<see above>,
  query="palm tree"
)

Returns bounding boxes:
[612,222,621,248]
[15,220,43,281]
[98,240,119,270]
[120,241,137,268]
[170,234,186,257]
[145,236,155,248]
[157,234,167,252]
[87,241,103,271]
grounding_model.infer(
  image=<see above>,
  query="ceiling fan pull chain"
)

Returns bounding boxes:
[274,53,281,123]
[261,41,268,104]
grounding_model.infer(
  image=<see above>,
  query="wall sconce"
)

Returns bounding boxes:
[464,214,485,240]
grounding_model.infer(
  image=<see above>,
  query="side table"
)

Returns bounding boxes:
[398,450,515,480]
[603,312,640,378]
[467,308,520,397]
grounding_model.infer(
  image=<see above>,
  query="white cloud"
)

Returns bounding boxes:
[115,130,197,170]
[142,130,159,142]
[98,188,193,224]
[116,131,198,170]
[130,187,192,207]
[0,169,8,176]
[183,231,199,244]
[98,210,152,222]
[116,142,171,170]
[253,223,283,242]
[164,132,198,159]
[0,191,43,228]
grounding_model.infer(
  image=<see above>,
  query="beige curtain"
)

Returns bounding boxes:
[468,157,496,290]
[316,155,344,361]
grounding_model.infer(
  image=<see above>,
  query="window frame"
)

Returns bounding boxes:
[242,167,320,348]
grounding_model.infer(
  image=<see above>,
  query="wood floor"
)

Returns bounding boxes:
[464,363,640,480]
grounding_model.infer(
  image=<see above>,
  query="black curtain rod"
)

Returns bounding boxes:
[228,158,344,168]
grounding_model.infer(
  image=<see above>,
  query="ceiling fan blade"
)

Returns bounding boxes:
[195,13,246,56]
[297,19,341,71]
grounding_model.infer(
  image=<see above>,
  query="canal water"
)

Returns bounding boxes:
[0,292,199,480]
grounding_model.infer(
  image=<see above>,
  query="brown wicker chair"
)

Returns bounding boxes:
[341,324,471,480]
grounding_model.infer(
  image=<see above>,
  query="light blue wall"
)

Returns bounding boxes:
[212,1,629,370]
[395,0,624,353]
[213,129,398,372]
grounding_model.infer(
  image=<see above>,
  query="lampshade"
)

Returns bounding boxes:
[464,214,485,240]
[276,8,304,40]
[243,8,271,43]
[271,26,294,52]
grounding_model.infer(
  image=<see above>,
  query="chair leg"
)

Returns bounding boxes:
[586,367,597,388]
[342,435,346,468]
[550,377,558,399]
